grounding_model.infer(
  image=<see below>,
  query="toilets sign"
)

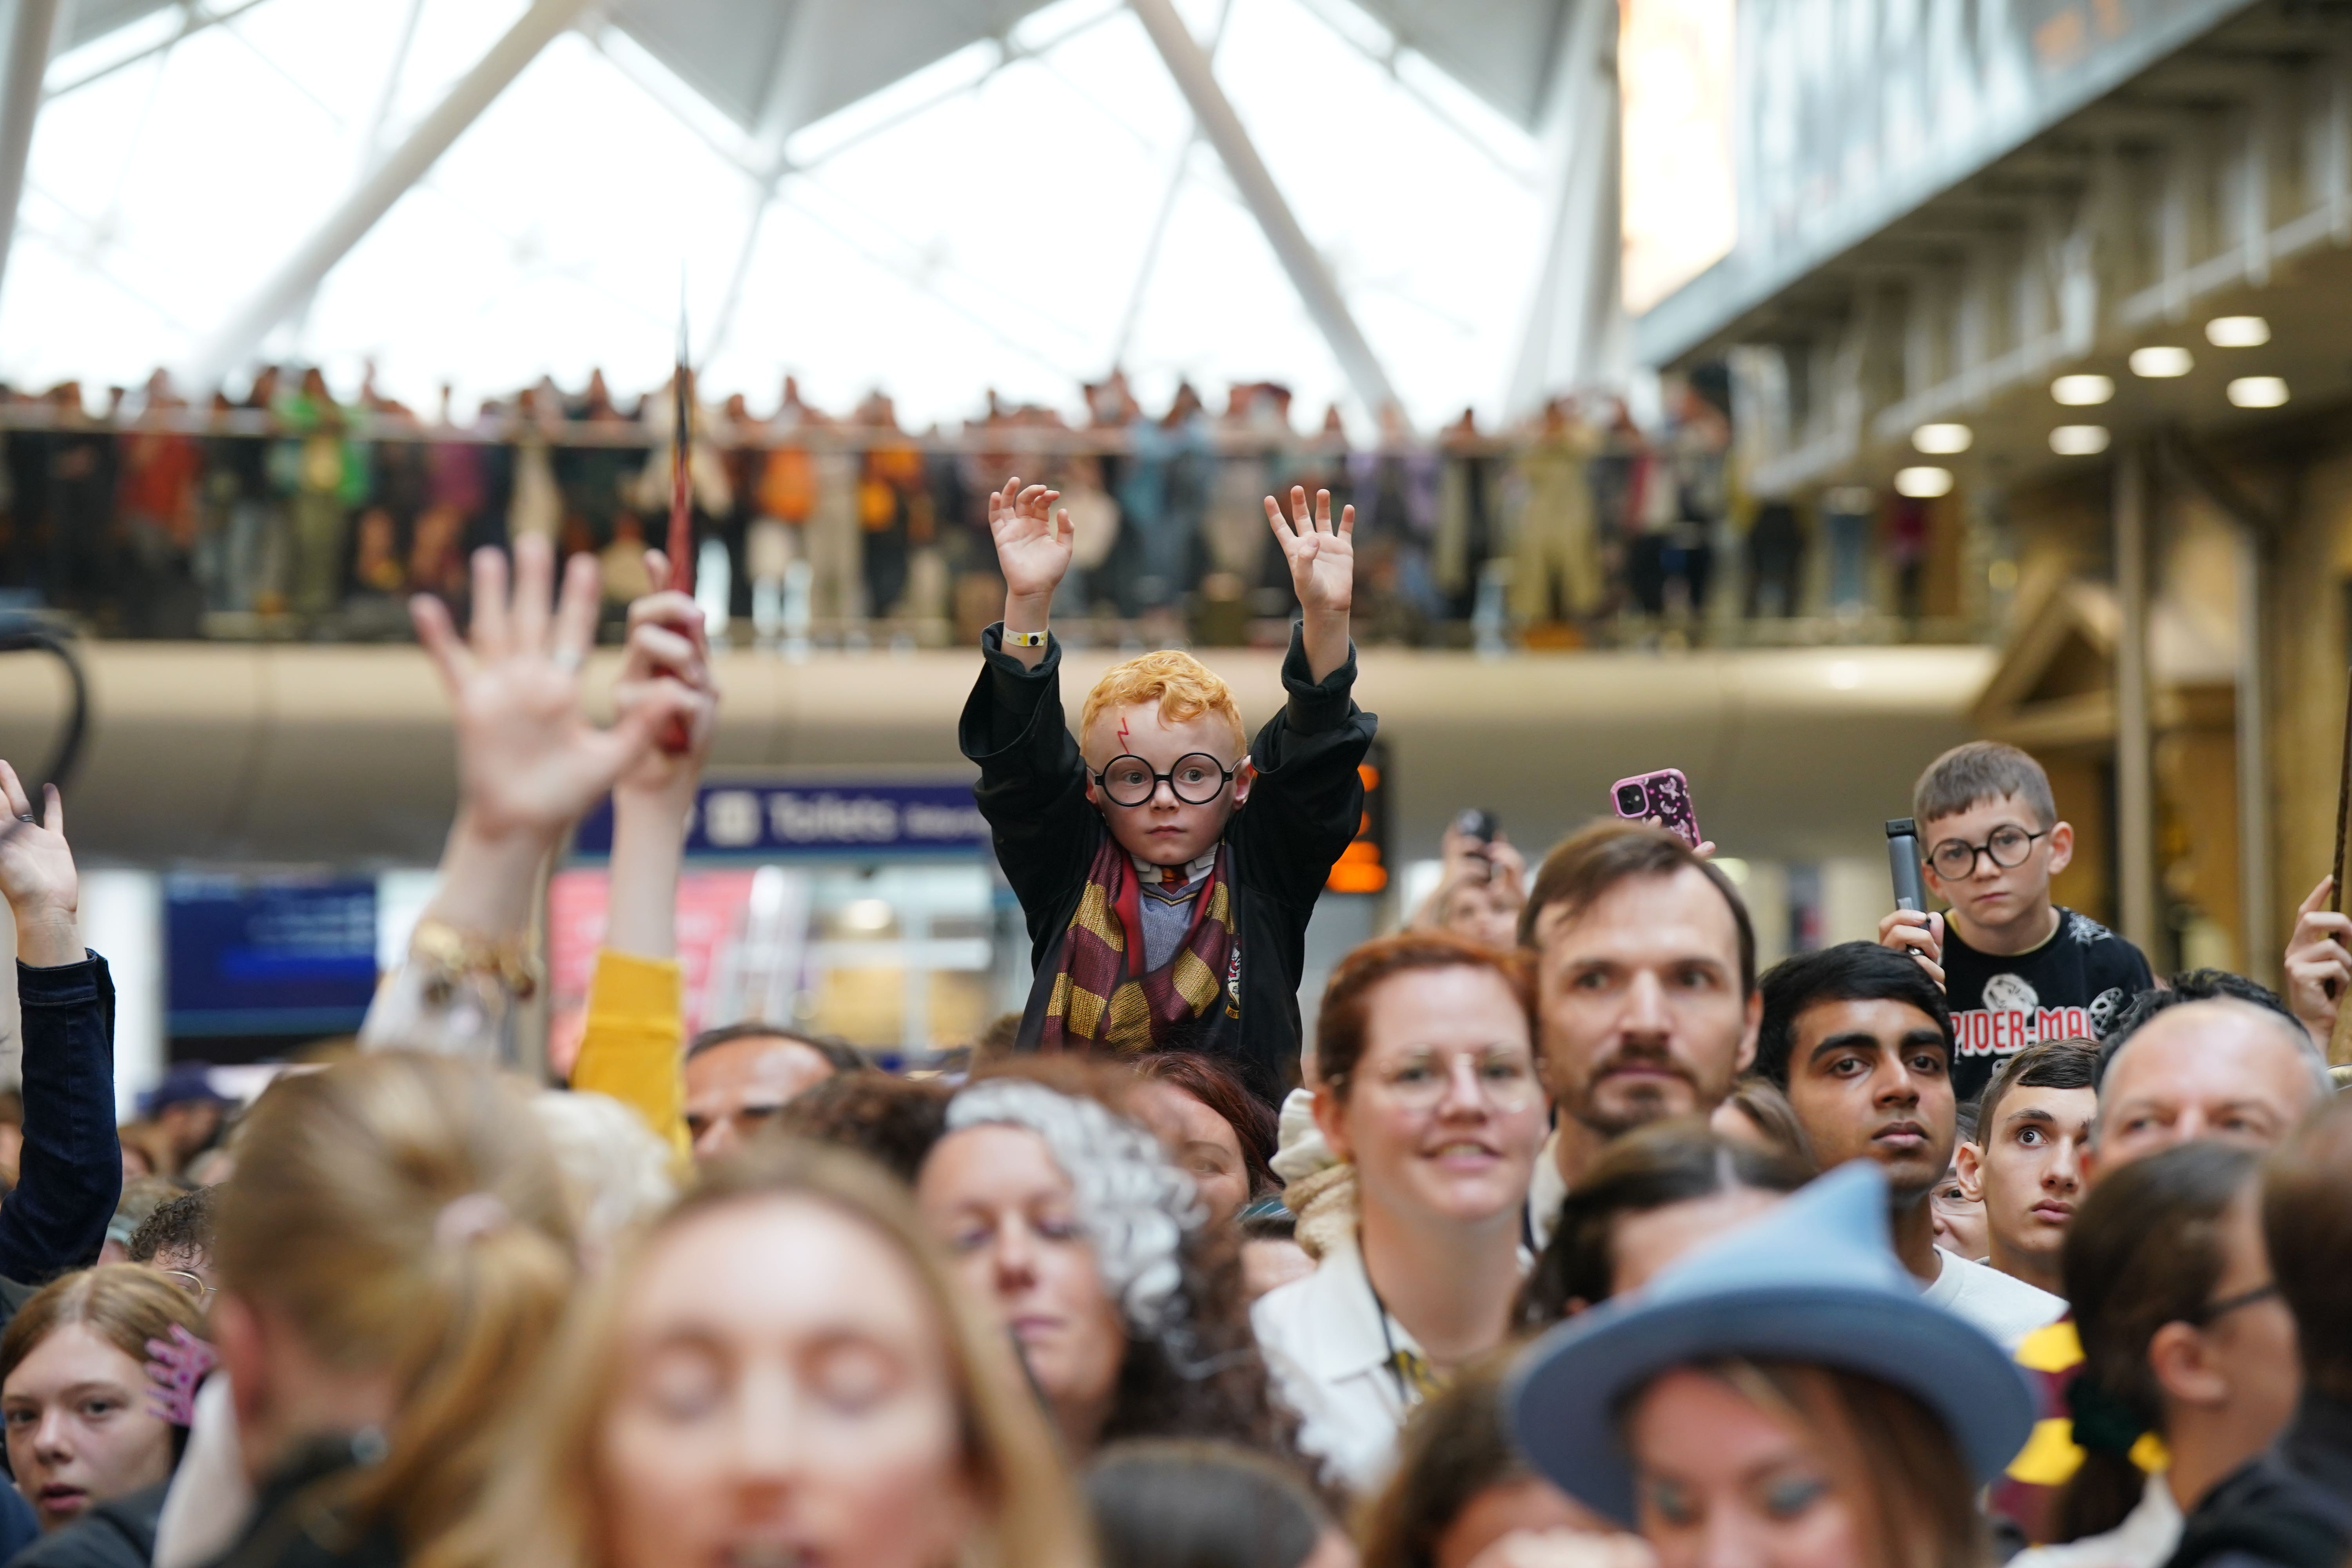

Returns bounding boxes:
[572,780,990,859]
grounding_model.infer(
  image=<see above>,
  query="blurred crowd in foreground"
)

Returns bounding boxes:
[0,492,2336,1568]
[0,363,1953,648]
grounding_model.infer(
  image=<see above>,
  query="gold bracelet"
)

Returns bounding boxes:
[408,918,542,1005]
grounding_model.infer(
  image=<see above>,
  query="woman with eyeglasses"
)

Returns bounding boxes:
[1252,932,1548,1496]
[2005,1142,2298,1568]
[0,1264,205,1557]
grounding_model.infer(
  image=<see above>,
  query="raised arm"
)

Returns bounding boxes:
[360,535,697,1058]
[1265,485,1354,682]
[0,761,120,1278]
[572,556,717,1160]
[991,477,1073,671]
[603,554,718,960]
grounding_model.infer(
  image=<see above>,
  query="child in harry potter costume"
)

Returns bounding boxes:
[959,478,1377,1107]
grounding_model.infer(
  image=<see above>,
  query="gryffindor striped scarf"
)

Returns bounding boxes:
[1039,835,1236,1052]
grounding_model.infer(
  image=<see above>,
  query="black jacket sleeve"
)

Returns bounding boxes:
[956,626,1102,943]
[1,954,123,1284]
[1232,626,1378,908]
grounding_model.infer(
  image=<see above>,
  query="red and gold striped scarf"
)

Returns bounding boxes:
[1039,835,1236,1053]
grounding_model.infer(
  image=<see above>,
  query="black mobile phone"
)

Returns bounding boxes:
[1885,818,1928,913]
[1455,809,1498,844]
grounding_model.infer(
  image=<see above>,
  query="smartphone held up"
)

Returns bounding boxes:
[1610,768,1701,849]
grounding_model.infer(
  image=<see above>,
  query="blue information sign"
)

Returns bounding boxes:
[571,779,991,860]
[165,873,380,1037]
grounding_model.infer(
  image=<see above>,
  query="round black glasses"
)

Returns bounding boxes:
[1928,826,2047,880]
[1091,753,1237,807]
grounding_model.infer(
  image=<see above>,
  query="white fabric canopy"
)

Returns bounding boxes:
[3,0,1546,431]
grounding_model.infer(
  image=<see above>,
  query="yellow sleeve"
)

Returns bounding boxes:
[570,950,690,1165]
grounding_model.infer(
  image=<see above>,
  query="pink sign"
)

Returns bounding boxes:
[545,868,763,1077]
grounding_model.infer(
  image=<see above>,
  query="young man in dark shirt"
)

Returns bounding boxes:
[1880,740,2152,1104]
[959,479,1376,1107]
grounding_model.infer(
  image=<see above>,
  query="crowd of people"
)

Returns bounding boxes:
[0,472,2339,1568]
[0,362,1934,649]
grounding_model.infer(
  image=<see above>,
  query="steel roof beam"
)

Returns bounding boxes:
[0,0,64,311]
[182,0,596,389]
[1129,0,1401,417]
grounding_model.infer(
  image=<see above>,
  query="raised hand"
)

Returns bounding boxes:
[409,534,693,846]
[1877,907,1947,989]
[1265,485,1355,681]
[613,548,719,811]
[1265,485,1355,619]
[989,478,1073,605]
[2283,876,2352,1048]
[0,759,80,968]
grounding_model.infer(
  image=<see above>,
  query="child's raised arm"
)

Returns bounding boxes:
[989,477,1072,671]
[1264,485,1354,682]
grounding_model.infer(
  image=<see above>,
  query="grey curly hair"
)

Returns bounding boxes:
[946,1077,1203,1335]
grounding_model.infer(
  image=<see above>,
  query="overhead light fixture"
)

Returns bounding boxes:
[2205,315,2271,347]
[2052,374,2114,406]
[1912,423,1972,454]
[2050,425,2111,456]
[2228,376,2290,408]
[2129,345,2194,377]
[1894,466,1954,498]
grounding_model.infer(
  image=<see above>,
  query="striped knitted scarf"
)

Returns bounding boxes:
[1040,835,1236,1053]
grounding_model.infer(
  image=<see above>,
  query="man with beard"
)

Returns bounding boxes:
[1757,940,2063,1347]
[1520,822,1760,1249]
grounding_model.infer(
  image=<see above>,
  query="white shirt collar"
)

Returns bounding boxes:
[1131,848,1218,884]
[1292,1234,1421,1382]
[1528,1127,1571,1254]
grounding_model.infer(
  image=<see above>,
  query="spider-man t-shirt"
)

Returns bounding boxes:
[1942,908,2153,1104]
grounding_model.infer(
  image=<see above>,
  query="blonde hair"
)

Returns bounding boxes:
[1080,650,1246,757]
[527,1089,678,1255]
[0,1264,206,1390]
[427,1139,1094,1568]
[214,1053,576,1557]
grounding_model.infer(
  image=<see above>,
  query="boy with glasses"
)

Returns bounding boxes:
[1880,741,2151,1104]
[960,479,1376,1106]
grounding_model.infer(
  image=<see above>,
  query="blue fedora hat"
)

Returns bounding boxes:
[1506,1161,2034,1526]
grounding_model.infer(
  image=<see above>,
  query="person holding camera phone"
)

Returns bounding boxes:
[1410,812,1527,951]
[1878,742,2151,1105]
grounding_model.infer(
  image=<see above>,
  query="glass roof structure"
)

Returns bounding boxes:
[2,0,1569,430]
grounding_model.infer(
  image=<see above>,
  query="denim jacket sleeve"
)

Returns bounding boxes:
[3,953,124,1282]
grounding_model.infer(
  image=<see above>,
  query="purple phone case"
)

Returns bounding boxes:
[1611,768,1701,848]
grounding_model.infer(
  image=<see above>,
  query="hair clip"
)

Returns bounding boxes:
[145,1324,218,1427]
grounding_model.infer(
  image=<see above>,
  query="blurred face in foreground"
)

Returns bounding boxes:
[917,1125,1127,1451]
[1627,1368,1868,1568]
[1535,870,1757,1138]
[3,1323,178,1533]
[2094,1003,2323,1177]
[1316,965,1548,1232]
[595,1196,978,1568]
[1129,1080,1250,1227]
